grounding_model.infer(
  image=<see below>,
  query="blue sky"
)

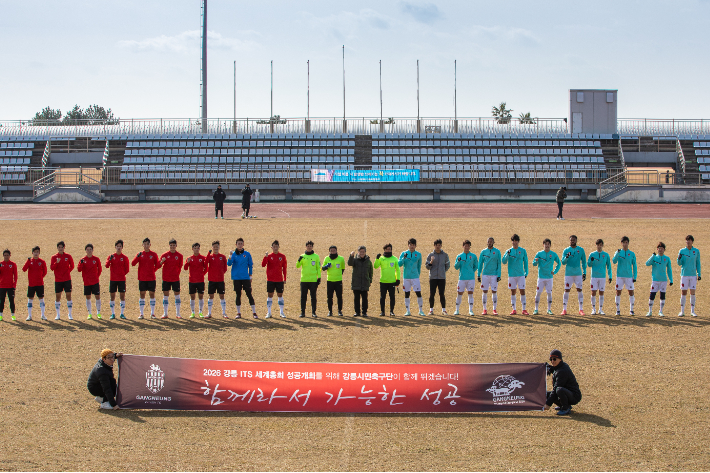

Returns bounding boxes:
[2,0,708,120]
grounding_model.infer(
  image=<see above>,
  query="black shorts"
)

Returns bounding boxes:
[162,281,181,292]
[54,280,72,294]
[267,281,284,294]
[138,280,157,292]
[233,279,252,292]
[242,202,250,209]
[189,282,205,295]
[27,285,45,298]
[208,281,225,295]
[84,283,100,296]
[109,281,126,293]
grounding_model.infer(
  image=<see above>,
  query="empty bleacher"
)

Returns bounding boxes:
[0,137,47,183]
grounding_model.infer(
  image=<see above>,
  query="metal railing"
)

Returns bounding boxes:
[32,170,102,198]
[599,169,708,201]
[617,119,710,136]
[677,138,687,174]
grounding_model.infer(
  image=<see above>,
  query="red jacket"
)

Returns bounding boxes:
[105,253,130,282]
[0,260,18,289]
[50,253,74,282]
[184,254,208,283]
[78,255,103,286]
[206,253,228,282]
[131,251,161,281]
[160,251,183,282]
[262,253,287,282]
[23,257,47,287]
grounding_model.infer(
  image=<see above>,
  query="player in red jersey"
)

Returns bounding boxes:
[160,239,184,319]
[184,242,208,318]
[23,246,47,321]
[262,240,287,318]
[0,249,18,321]
[78,243,103,320]
[50,241,75,320]
[131,237,161,319]
[105,240,130,320]
[205,241,228,318]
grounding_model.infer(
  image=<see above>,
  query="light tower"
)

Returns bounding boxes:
[200,0,207,133]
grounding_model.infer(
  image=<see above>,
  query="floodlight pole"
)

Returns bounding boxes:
[417,59,420,133]
[454,59,458,133]
[379,60,383,133]
[342,45,346,133]
[233,60,236,133]
[201,0,207,133]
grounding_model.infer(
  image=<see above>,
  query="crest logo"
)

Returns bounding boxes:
[146,364,165,394]
[486,375,525,397]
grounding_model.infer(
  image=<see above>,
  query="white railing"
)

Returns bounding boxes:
[617,119,710,136]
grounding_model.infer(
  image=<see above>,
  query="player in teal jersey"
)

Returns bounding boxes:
[399,238,425,316]
[532,238,561,315]
[454,240,478,316]
[560,235,587,316]
[478,237,502,315]
[502,234,529,315]
[646,241,673,317]
[677,234,701,317]
[587,239,612,315]
[612,236,638,316]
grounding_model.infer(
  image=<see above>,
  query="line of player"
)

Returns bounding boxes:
[0,233,701,321]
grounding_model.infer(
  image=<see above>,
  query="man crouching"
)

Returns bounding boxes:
[87,349,122,410]
[544,349,581,416]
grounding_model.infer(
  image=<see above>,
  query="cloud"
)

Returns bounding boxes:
[399,2,443,25]
[118,30,259,53]
[470,25,540,44]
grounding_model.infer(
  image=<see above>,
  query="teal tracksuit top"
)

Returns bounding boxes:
[502,247,528,278]
[561,246,586,277]
[454,252,478,280]
[646,254,673,283]
[477,248,501,277]
[612,249,637,279]
[677,247,702,277]
[587,251,612,279]
[398,250,422,279]
[533,250,561,279]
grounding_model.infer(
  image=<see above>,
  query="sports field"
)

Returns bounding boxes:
[1,203,709,471]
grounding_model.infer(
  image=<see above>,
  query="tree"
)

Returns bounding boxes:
[32,107,63,126]
[492,102,512,124]
[519,112,536,125]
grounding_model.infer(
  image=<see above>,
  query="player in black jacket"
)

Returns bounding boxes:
[544,349,581,416]
[87,349,122,409]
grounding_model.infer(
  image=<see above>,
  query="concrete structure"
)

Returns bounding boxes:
[569,89,617,135]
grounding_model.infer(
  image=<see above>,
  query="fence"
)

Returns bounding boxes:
[599,169,707,200]
[617,119,710,136]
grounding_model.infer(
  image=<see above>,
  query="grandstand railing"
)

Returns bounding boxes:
[32,170,102,198]
[677,138,687,174]
[599,170,707,201]
[617,119,710,136]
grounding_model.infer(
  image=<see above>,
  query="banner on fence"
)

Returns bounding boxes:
[311,169,420,182]
[116,355,546,413]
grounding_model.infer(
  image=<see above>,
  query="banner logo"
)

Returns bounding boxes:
[486,375,526,405]
[146,364,165,393]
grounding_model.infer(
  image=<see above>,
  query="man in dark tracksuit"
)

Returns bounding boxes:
[545,349,581,416]
[87,349,122,410]
[556,186,567,220]
[241,184,254,218]
[348,246,373,317]
[213,185,227,219]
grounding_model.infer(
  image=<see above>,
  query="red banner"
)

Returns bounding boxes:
[116,355,546,413]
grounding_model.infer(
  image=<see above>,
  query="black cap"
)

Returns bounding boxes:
[217,185,222,188]
[550,349,562,359]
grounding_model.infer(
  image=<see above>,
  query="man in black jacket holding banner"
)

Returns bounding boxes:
[544,349,581,416]
[87,349,122,410]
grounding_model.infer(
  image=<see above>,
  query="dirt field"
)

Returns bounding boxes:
[1,212,709,471]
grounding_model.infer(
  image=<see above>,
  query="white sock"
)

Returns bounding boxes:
[577,291,584,310]
[251,304,256,314]
[691,295,696,312]
[680,295,686,312]
[278,296,285,313]
[629,295,635,312]
[96,300,101,313]
[521,295,526,310]
[468,294,474,310]
[55,301,61,317]
[199,298,204,313]
[150,298,156,316]
[615,295,621,312]
[599,295,605,309]
[66,301,73,316]
[221,299,227,315]
[267,297,273,314]
[563,292,569,310]
[417,296,423,309]
[237,305,242,314]
[492,293,497,310]
[649,299,654,310]
[163,296,169,315]
[86,299,92,313]
[120,300,126,315]
[110,301,116,315]
[190,299,196,313]
[511,294,516,310]
[482,292,488,309]
[27,301,33,318]
[547,293,552,311]
[660,297,665,311]
[405,297,411,311]
[591,296,596,311]
[208,299,213,315]
[175,295,181,317]
[139,299,145,316]
[39,299,45,317]
[535,290,541,310]
[455,294,462,311]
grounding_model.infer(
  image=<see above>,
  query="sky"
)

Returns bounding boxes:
[1,0,709,121]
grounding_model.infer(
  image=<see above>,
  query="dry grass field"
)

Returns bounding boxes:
[1,215,709,471]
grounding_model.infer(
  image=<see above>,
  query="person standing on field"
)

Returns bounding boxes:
[241,184,254,219]
[425,239,450,315]
[349,246,373,317]
[23,246,47,321]
[556,186,567,220]
[51,241,74,320]
[213,185,227,219]
[322,245,346,317]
